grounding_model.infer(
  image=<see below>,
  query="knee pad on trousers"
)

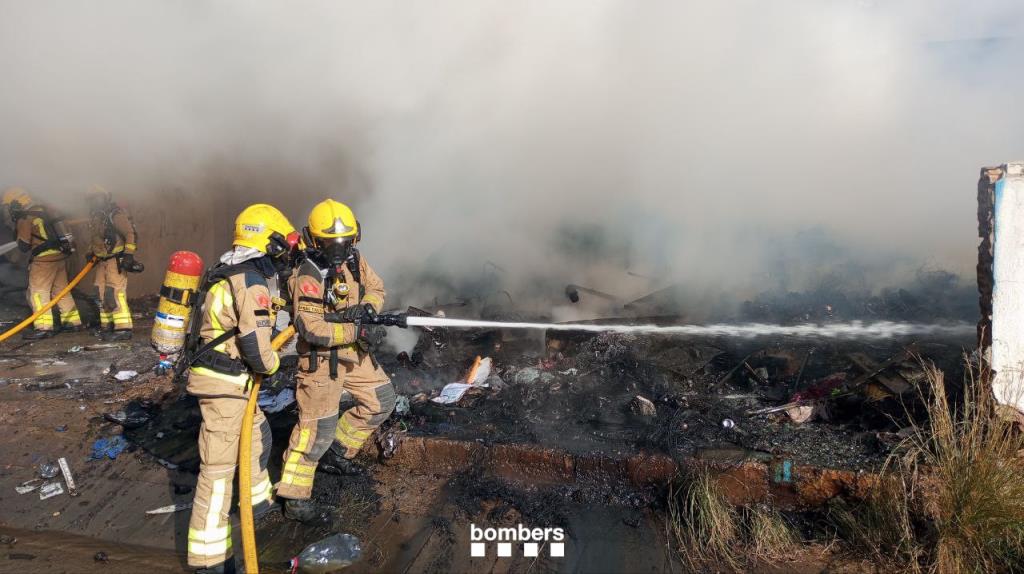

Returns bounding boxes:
[308,415,339,461]
[103,286,117,312]
[366,382,397,427]
[259,419,272,469]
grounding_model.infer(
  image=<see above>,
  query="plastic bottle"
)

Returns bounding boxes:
[290,533,362,573]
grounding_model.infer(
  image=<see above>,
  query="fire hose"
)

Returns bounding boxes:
[238,312,408,573]
[0,257,96,344]
[239,325,295,574]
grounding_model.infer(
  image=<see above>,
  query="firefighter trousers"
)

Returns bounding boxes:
[187,391,273,568]
[27,258,80,331]
[94,258,132,330]
[276,352,395,500]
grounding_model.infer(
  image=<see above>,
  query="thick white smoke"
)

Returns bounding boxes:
[1,1,1022,311]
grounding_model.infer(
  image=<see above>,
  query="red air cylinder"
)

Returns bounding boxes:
[151,251,204,355]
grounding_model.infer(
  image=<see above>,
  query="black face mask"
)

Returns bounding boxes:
[252,255,280,278]
[321,238,353,272]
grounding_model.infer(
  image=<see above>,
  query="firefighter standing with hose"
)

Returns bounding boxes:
[2,187,82,339]
[184,204,299,574]
[87,185,142,341]
[277,199,395,522]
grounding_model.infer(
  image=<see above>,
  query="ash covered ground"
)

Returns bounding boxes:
[0,265,977,571]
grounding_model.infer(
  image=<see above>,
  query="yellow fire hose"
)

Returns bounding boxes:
[239,325,295,574]
[0,257,96,344]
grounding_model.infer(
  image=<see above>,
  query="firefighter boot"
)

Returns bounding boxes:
[282,498,318,523]
[317,445,367,476]
[194,558,236,574]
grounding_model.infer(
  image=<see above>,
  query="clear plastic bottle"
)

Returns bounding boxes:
[290,533,362,573]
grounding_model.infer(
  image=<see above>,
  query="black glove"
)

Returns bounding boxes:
[340,305,366,322]
[357,325,386,352]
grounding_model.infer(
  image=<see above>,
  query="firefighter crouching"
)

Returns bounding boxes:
[185,204,299,574]
[2,187,82,339]
[277,199,395,522]
[87,185,142,341]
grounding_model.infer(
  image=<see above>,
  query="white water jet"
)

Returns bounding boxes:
[404,316,974,340]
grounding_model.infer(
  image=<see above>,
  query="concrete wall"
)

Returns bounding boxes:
[979,162,1024,412]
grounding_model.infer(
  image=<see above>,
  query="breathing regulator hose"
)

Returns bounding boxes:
[239,325,295,574]
[0,257,97,344]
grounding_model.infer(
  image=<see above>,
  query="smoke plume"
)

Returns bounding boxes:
[1,1,1022,315]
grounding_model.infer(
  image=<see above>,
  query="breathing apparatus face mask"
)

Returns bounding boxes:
[320,236,354,273]
[266,230,301,274]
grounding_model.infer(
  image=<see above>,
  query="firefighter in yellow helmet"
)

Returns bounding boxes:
[185,204,299,574]
[87,185,141,341]
[2,187,82,338]
[277,199,394,522]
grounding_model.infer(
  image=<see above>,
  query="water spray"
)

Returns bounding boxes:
[363,311,973,340]
[0,241,18,258]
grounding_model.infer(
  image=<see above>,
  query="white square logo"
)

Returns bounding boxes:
[497,543,512,557]
[523,543,539,557]
[550,542,565,557]
[471,543,486,557]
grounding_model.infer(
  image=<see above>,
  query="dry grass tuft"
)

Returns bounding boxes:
[667,468,796,571]
[906,362,1024,573]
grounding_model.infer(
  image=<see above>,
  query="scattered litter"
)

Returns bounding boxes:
[257,388,296,414]
[15,479,43,495]
[103,401,152,428]
[432,383,474,405]
[38,481,64,500]
[484,374,506,391]
[113,370,138,381]
[786,401,829,424]
[514,367,541,384]
[721,418,736,429]
[145,502,192,515]
[559,368,579,376]
[394,395,410,416]
[466,357,492,384]
[38,462,59,479]
[67,345,83,353]
[58,457,79,497]
[377,426,402,459]
[155,458,178,470]
[94,552,108,562]
[630,395,657,417]
[0,534,16,545]
[291,533,362,572]
[90,435,129,460]
[8,553,35,560]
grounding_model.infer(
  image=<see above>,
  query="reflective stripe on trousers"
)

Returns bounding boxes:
[335,415,372,450]
[280,428,316,488]
[188,478,232,560]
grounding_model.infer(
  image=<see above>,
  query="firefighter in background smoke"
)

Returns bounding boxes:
[87,186,140,341]
[277,199,394,522]
[2,187,82,339]
[185,204,299,574]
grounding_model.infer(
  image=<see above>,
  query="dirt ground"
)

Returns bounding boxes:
[0,294,969,573]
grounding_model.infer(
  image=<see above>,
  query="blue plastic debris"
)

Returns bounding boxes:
[90,435,129,460]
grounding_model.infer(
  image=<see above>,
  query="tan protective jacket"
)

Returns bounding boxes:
[186,267,280,397]
[15,204,64,262]
[89,205,137,258]
[290,253,385,365]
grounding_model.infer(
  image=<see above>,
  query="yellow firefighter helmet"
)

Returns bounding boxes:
[307,199,359,240]
[233,203,298,257]
[305,199,360,268]
[2,187,32,208]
